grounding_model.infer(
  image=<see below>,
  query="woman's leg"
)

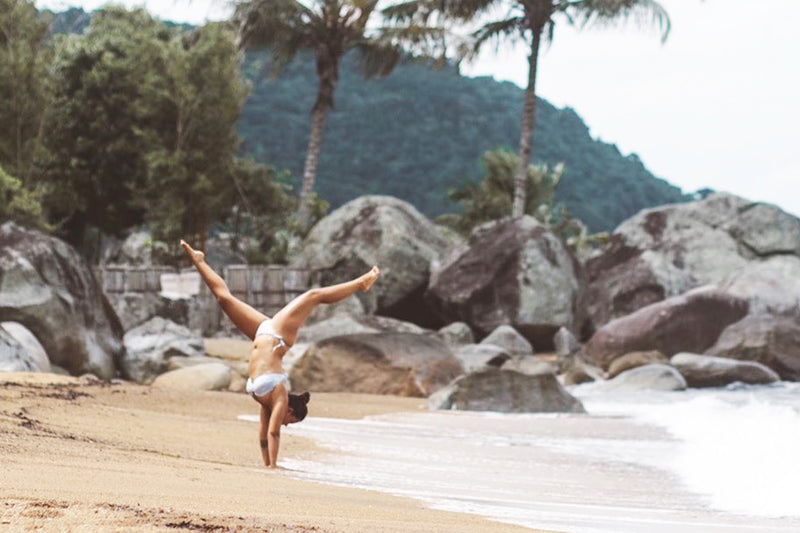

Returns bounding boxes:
[272,266,379,344]
[180,240,267,340]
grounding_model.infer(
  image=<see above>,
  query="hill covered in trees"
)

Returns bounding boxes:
[239,53,687,232]
[49,7,686,233]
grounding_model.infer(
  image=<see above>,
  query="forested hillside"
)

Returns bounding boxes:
[49,8,687,233]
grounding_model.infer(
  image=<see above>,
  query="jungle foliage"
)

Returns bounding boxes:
[0,3,297,263]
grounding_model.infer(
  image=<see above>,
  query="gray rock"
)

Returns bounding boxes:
[584,286,748,370]
[1,322,50,372]
[121,317,205,384]
[106,291,210,334]
[0,325,41,372]
[167,355,217,371]
[707,314,800,381]
[428,368,585,413]
[502,356,557,376]
[584,193,800,328]
[594,364,687,392]
[607,350,668,379]
[0,222,124,378]
[289,332,461,397]
[719,255,800,317]
[151,362,232,391]
[671,352,779,388]
[480,325,534,356]
[101,230,157,266]
[291,196,462,326]
[204,233,247,273]
[455,344,511,373]
[560,356,605,386]
[426,216,586,350]
[554,327,581,361]
[305,295,365,325]
[296,313,429,345]
[436,322,475,347]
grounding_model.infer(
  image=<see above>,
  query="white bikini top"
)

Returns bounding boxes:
[255,319,288,351]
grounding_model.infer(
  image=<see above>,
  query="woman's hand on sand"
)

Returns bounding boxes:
[179,240,204,264]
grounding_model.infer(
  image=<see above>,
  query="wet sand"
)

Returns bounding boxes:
[0,372,545,532]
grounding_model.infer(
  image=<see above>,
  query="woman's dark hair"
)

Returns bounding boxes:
[288,391,311,421]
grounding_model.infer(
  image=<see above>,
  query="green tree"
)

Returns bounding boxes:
[440,149,607,253]
[38,7,170,242]
[233,0,441,229]
[141,22,253,250]
[0,164,46,229]
[389,0,670,218]
[0,0,53,181]
[440,149,563,233]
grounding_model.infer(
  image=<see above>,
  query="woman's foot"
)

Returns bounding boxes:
[360,266,380,292]
[180,240,205,265]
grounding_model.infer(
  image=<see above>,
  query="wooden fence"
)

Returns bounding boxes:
[94,265,311,330]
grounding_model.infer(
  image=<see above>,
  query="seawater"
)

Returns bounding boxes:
[239,382,800,533]
[574,381,800,519]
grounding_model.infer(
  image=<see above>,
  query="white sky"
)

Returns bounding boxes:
[37,0,800,217]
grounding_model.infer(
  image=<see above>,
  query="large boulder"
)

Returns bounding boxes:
[151,362,232,391]
[584,286,748,370]
[426,216,586,350]
[289,332,461,396]
[585,193,800,328]
[428,368,585,413]
[121,317,205,384]
[592,364,687,392]
[670,352,779,388]
[0,223,124,378]
[290,196,461,327]
[706,315,800,381]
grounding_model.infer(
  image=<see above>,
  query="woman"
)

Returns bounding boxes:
[180,240,379,468]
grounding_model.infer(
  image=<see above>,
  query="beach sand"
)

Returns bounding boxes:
[0,372,547,532]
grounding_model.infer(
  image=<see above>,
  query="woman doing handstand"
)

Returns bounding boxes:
[180,240,379,468]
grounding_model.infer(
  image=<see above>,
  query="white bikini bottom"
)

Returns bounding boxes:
[246,373,288,397]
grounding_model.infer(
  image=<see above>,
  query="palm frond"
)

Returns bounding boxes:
[567,0,671,42]
[470,17,526,57]
[233,0,319,49]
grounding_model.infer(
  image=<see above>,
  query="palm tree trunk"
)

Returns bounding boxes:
[512,29,543,218]
[296,104,328,229]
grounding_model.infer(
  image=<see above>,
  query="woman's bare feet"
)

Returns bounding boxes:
[179,240,205,265]
[360,266,380,292]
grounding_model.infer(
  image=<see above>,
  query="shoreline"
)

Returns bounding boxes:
[0,372,547,532]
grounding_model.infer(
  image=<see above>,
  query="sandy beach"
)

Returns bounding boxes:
[0,372,545,532]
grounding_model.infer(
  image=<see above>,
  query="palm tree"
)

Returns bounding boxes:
[234,0,441,229]
[387,0,670,218]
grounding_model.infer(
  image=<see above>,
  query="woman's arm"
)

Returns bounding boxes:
[259,404,271,467]
[266,399,289,468]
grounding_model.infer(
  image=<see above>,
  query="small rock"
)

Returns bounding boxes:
[152,363,231,391]
[607,350,668,379]
[480,325,533,356]
[428,368,585,413]
[670,352,780,388]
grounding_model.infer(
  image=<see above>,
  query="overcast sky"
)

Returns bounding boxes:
[37,0,799,218]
